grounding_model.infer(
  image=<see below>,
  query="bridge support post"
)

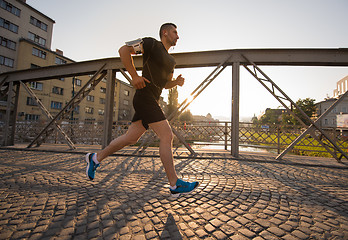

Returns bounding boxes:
[102,69,116,149]
[231,62,240,158]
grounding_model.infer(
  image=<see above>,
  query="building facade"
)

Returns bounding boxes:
[316,75,348,129]
[0,0,136,124]
[15,38,135,123]
[333,75,348,98]
[1,0,55,72]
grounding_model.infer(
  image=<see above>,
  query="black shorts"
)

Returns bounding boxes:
[132,92,166,130]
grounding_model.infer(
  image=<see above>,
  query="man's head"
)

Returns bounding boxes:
[159,23,179,47]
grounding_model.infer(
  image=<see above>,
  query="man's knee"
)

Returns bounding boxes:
[127,135,141,145]
[159,130,174,143]
[123,132,141,145]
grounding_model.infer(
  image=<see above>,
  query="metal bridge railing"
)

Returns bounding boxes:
[7,120,347,158]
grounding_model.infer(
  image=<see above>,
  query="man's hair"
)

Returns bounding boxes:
[159,23,177,38]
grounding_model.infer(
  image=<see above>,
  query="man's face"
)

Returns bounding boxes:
[165,26,179,46]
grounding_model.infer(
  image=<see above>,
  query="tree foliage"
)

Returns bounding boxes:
[166,86,178,119]
[179,110,193,122]
[291,98,317,126]
[254,98,317,126]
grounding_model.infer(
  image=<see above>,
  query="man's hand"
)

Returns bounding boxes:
[132,75,151,89]
[176,74,185,86]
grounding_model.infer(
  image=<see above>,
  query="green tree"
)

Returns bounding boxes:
[179,110,193,122]
[166,86,178,119]
[283,98,316,126]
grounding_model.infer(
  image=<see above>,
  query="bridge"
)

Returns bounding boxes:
[1,48,348,161]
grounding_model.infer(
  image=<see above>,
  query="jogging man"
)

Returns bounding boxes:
[85,23,199,197]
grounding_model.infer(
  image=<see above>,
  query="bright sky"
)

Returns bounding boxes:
[27,0,348,121]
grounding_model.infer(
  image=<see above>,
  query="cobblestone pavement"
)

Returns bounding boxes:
[0,149,347,240]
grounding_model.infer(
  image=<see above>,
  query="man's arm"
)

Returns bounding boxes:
[165,74,185,89]
[118,45,150,89]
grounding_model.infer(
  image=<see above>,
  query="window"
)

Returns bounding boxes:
[30,16,48,31]
[32,47,46,59]
[55,57,66,65]
[100,87,106,93]
[98,109,104,115]
[51,101,62,109]
[324,119,328,125]
[75,79,82,86]
[0,0,21,17]
[52,86,64,95]
[123,100,129,106]
[100,98,105,104]
[124,90,130,96]
[28,32,46,46]
[0,36,16,50]
[87,95,94,102]
[0,17,18,33]
[0,55,14,67]
[26,97,38,106]
[29,82,43,90]
[85,107,94,114]
[342,106,347,113]
[25,114,40,121]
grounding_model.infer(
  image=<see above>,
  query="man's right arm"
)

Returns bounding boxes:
[118,45,150,89]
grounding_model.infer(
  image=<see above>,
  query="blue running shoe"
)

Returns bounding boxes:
[85,153,99,181]
[170,179,199,197]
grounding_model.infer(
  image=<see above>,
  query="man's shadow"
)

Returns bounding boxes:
[161,213,183,240]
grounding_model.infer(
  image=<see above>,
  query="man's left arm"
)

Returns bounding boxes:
[165,74,185,89]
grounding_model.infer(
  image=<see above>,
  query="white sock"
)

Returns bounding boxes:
[92,153,99,164]
[170,185,177,190]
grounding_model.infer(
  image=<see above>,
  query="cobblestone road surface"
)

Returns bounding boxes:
[0,149,347,239]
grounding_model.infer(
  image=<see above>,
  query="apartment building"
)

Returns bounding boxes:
[315,75,348,129]
[333,75,348,98]
[1,0,54,72]
[0,0,136,124]
[15,38,136,122]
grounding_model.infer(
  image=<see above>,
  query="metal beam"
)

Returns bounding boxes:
[3,82,14,146]
[102,69,116,148]
[27,64,107,148]
[1,49,348,83]
[20,81,76,149]
[231,62,240,158]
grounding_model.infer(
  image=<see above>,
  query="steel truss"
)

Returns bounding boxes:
[242,55,348,162]
[27,64,107,148]
[19,81,75,149]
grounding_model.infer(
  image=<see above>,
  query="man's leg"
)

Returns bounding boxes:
[86,120,146,180]
[97,120,146,162]
[149,120,178,186]
[149,119,199,197]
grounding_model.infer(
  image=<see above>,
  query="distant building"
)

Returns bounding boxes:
[257,108,287,124]
[333,75,348,98]
[315,75,348,129]
[193,113,216,123]
[0,0,135,124]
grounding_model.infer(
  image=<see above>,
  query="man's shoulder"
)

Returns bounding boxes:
[142,37,160,45]
[142,37,162,53]
[142,37,157,41]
